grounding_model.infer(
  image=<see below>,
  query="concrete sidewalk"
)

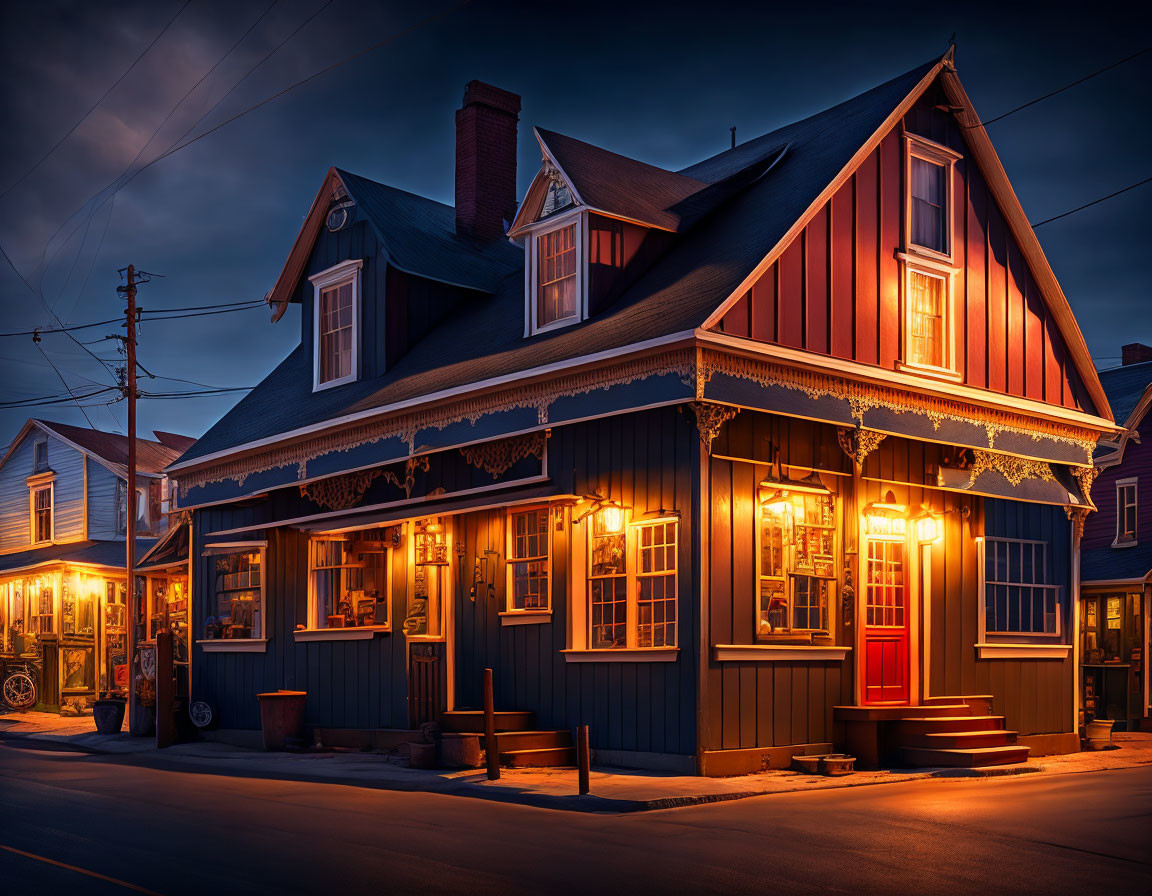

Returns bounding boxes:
[3,710,1151,813]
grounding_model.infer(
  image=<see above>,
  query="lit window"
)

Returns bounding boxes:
[1116,479,1137,545]
[907,269,947,369]
[308,531,390,629]
[206,550,263,640]
[588,513,678,649]
[910,155,947,254]
[406,520,446,638]
[983,538,1060,635]
[31,485,52,544]
[758,493,836,636]
[865,537,905,628]
[508,508,550,611]
[318,281,354,384]
[537,224,578,327]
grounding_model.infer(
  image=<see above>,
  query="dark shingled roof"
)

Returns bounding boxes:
[0,539,157,575]
[1081,544,1152,584]
[177,57,939,466]
[336,170,522,292]
[536,128,711,231]
[38,420,185,474]
[1097,360,1152,427]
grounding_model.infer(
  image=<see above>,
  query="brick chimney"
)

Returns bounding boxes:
[455,81,520,242]
[1121,343,1152,366]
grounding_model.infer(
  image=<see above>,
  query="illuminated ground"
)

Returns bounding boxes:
[1,740,1149,895]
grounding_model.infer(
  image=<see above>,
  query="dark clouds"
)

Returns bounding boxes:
[1,0,1150,445]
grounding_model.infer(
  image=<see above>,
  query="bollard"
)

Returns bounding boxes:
[483,667,500,781]
[577,724,591,795]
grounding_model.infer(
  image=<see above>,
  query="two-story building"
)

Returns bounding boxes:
[1079,344,1152,730]
[0,419,192,713]
[166,49,1120,773]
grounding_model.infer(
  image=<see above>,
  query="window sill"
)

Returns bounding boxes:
[293,626,389,642]
[1110,539,1138,549]
[715,644,851,662]
[197,638,268,653]
[896,248,957,271]
[561,648,678,663]
[975,642,1071,659]
[499,610,552,626]
[896,361,963,383]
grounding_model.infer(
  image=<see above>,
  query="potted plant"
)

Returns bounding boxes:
[129,675,156,737]
[92,691,127,734]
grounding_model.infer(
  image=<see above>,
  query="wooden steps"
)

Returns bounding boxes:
[438,710,576,767]
[896,715,1006,735]
[902,744,1031,768]
[908,729,1018,750]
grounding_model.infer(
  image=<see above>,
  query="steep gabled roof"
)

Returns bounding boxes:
[153,431,197,453]
[511,128,711,234]
[0,418,186,479]
[1098,360,1152,428]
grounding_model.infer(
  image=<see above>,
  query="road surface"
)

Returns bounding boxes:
[1,741,1149,895]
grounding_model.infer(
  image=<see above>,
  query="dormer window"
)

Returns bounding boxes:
[526,213,585,335]
[33,440,48,473]
[311,259,363,391]
[899,134,962,380]
[541,169,574,218]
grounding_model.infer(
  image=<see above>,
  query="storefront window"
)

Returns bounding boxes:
[105,580,128,694]
[405,522,445,638]
[508,508,550,612]
[205,550,263,640]
[308,530,390,629]
[758,493,836,636]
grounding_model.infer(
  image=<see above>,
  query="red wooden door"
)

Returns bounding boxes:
[862,536,910,704]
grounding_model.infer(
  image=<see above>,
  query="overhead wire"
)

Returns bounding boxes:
[1031,175,1152,228]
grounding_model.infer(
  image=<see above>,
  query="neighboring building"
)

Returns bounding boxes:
[0,420,192,713]
[1079,344,1152,730]
[166,49,1119,773]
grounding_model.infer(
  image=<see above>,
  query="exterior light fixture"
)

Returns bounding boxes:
[863,490,908,536]
[913,509,942,543]
[758,469,829,518]
[415,519,449,566]
[597,504,625,534]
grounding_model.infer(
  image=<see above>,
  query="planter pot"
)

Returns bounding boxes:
[791,755,824,774]
[408,741,438,769]
[92,698,126,734]
[818,754,855,776]
[440,733,482,768]
[129,706,155,738]
[257,690,307,751]
[1084,719,1115,751]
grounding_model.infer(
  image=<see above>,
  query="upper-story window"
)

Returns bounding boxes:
[1115,478,1137,546]
[31,483,53,544]
[33,440,48,473]
[311,259,362,391]
[527,217,583,334]
[900,134,962,379]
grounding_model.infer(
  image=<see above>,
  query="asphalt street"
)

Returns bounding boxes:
[1,741,1149,895]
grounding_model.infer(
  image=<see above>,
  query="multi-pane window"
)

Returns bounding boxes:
[983,538,1060,635]
[31,485,52,543]
[637,521,677,648]
[907,270,946,369]
[587,515,678,650]
[318,280,354,384]
[509,509,550,611]
[1116,479,1137,545]
[910,154,947,254]
[537,224,577,327]
[758,493,836,636]
[309,532,390,629]
[207,551,263,640]
[865,538,906,628]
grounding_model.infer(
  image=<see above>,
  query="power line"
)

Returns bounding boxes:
[1032,175,1152,228]
[968,46,1151,128]
[32,339,102,427]
[0,300,266,337]
[0,0,193,200]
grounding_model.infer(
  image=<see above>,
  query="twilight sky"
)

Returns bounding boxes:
[1,0,1149,446]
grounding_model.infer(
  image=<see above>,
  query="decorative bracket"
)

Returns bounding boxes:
[689,402,739,454]
[1065,505,1092,539]
[459,432,546,479]
[967,450,1055,488]
[836,427,886,467]
[1071,465,1101,504]
[299,469,382,510]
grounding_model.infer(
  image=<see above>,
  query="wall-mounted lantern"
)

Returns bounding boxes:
[758,470,829,520]
[913,508,942,543]
[415,520,448,566]
[863,490,908,537]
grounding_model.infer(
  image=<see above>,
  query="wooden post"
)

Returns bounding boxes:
[155,628,175,748]
[483,667,499,781]
[577,724,591,795]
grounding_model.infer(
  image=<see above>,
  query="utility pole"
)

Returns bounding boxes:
[117,265,139,728]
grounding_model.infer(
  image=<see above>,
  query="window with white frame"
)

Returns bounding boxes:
[983,537,1061,636]
[758,492,836,637]
[906,269,948,370]
[587,513,678,649]
[1115,479,1137,546]
[308,531,390,629]
[33,440,48,473]
[311,259,362,391]
[508,508,550,612]
[30,484,52,544]
[205,549,264,640]
[536,223,578,328]
[910,153,948,255]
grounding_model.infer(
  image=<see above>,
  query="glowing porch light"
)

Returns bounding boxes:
[598,504,625,535]
[863,490,908,536]
[914,510,942,543]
